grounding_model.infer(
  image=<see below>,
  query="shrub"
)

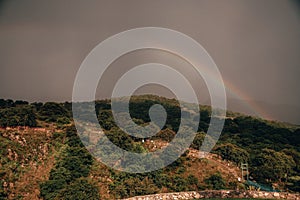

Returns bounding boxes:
[205,172,226,190]
[55,178,100,200]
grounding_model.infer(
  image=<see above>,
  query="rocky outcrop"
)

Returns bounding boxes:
[121,190,300,200]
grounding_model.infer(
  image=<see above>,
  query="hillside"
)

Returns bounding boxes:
[0,95,299,199]
[0,126,59,199]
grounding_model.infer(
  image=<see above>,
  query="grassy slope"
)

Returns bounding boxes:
[0,127,244,199]
[0,126,64,200]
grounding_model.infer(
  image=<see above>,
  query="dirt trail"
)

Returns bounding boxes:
[147,140,241,180]
[188,149,241,179]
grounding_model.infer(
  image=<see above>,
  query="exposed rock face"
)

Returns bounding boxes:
[121,190,300,200]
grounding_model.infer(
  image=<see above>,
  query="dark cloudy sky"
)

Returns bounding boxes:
[0,0,300,124]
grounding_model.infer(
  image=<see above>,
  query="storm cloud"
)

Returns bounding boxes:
[0,0,299,124]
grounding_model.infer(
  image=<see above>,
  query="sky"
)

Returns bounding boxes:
[0,0,300,124]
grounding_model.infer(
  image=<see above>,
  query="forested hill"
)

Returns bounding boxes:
[0,95,299,199]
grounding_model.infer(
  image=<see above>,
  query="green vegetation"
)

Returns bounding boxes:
[0,105,37,127]
[214,143,249,165]
[205,173,226,190]
[38,102,71,123]
[39,126,99,200]
[218,115,300,190]
[108,156,203,199]
[0,125,61,199]
[0,95,299,199]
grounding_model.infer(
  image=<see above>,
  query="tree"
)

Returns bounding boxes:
[14,100,28,106]
[40,179,67,200]
[214,143,249,165]
[252,149,296,185]
[191,132,205,149]
[0,99,14,108]
[97,110,116,130]
[205,172,226,190]
[55,178,100,200]
[0,106,37,127]
[187,174,200,190]
[38,102,70,122]
[155,128,175,142]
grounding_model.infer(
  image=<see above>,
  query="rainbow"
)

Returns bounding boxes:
[223,79,271,120]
